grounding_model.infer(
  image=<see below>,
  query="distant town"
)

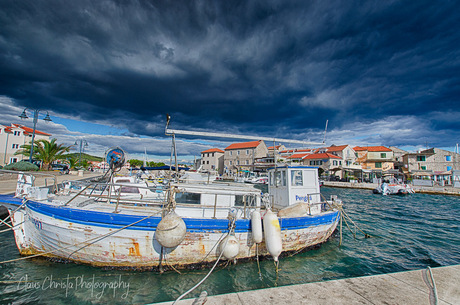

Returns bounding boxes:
[1,123,459,186]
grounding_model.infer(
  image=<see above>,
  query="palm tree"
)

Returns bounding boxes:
[15,139,72,170]
[66,156,79,170]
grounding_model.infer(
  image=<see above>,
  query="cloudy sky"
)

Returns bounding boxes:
[1,0,459,162]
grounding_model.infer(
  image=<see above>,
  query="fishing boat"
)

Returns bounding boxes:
[0,122,342,269]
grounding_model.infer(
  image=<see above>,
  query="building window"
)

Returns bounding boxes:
[202,160,205,164]
[237,150,240,155]
[380,153,386,158]
[207,161,209,164]
[421,166,427,170]
[246,149,249,155]
[246,160,249,165]
[447,166,452,171]
[12,144,19,149]
[237,160,240,165]
[229,161,232,165]
[375,162,382,168]
[229,151,232,156]
[446,156,452,162]
[14,131,20,136]
[417,156,426,162]
[10,158,17,163]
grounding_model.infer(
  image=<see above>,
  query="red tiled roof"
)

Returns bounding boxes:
[354,146,391,152]
[304,153,341,159]
[201,148,224,154]
[12,124,51,136]
[296,149,313,153]
[280,149,296,153]
[287,153,310,159]
[268,145,282,150]
[225,140,261,150]
[326,145,348,152]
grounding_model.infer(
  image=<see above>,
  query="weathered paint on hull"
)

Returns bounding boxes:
[10,204,339,269]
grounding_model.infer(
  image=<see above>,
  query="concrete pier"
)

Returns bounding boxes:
[0,171,102,194]
[323,181,460,196]
[155,264,460,305]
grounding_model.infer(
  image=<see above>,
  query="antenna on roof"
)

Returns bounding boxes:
[322,120,328,144]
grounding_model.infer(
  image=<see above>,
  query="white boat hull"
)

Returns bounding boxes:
[10,201,339,268]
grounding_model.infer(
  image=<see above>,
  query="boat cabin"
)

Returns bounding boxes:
[268,166,321,210]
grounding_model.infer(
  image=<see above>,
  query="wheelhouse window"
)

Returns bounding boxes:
[291,170,303,186]
[120,186,140,193]
[175,192,201,204]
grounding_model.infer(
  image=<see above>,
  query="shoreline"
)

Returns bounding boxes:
[323,181,460,196]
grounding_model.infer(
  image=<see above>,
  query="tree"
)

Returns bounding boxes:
[129,159,143,168]
[15,139,72,170]
[65,156,79,170]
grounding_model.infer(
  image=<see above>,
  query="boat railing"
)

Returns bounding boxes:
[0,169,58,193]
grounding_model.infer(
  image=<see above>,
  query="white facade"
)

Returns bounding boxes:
[200,148,224,175]
[0,124,51,166]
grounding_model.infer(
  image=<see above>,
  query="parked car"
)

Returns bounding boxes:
[51,163,70,174]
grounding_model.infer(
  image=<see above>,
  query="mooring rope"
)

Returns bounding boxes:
[173,216,237,304]
[423,266,438,305]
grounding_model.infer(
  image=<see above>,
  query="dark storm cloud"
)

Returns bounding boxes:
[0,0,459,150]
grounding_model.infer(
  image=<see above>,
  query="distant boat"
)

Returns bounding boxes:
[373,179,414,195]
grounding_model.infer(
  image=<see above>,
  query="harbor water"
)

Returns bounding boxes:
[1,187,459,304]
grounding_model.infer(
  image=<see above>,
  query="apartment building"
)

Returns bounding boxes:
[224,140,268,175]
[200,148,224,175]
[354,146,394,171]
[0,124,51,166]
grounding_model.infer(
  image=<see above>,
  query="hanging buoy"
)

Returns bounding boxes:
[251,210,263,244]
[155,211,187,248]
[218,235,239,260]
[263,210,283,262]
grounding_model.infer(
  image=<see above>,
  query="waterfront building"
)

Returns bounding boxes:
[288,152,342,177]
[402,148,460,186]
[0,124,51,166]
[323,145,360,179]
[224,140,268,176]
[353,146,394,182]
[200,148,224,175]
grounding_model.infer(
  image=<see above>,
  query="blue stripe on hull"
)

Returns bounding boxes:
[22,199,339,233]
[0,194,24,206]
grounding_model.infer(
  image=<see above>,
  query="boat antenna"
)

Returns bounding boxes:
[323,120,328,144]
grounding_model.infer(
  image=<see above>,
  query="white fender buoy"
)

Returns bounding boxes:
[218,235,239,260]
[251,210,263,244]
[155,211,186,248]
[263,210,283,262]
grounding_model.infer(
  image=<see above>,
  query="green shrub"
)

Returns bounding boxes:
[3,161,39,171]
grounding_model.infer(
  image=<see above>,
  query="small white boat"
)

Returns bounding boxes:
[373,180,415,195]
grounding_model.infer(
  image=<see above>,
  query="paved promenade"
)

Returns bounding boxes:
[155,264,460,305]
[323,181,460,196]
[0,170,102,194]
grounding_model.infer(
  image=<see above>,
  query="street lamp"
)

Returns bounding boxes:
[19,108,52,163]
[74,139,89,166]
